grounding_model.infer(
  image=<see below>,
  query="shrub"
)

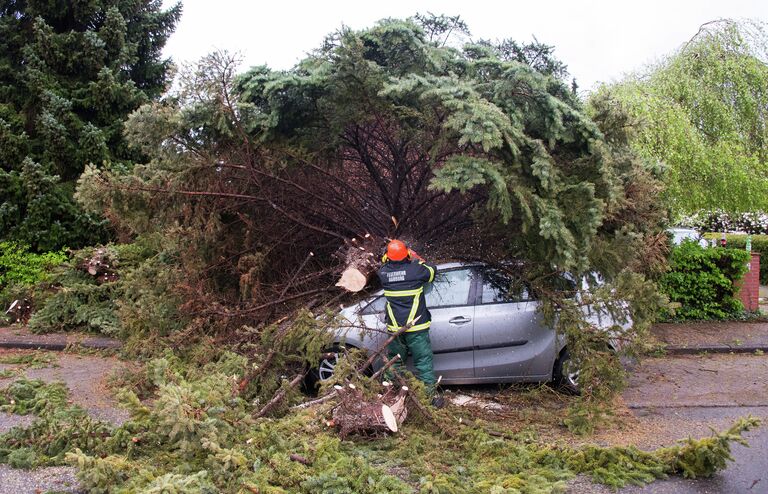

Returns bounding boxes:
[0,242,67,287]
[703,233,768,284]
[27,235,184,339]
[659,241,750,320]
[0,243,67,311]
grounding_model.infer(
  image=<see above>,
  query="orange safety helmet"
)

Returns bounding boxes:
[386,239,409,261]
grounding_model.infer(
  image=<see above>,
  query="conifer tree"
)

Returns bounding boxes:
[230,15,656,273]
[77,17,666,415]
[0,0,181,250]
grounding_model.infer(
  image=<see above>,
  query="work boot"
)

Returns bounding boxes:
[431,394,445,409]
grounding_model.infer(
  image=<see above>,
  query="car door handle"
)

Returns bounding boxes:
[449,316,472,325]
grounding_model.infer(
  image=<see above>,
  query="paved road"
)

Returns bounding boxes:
[619,407,768,494]
[0,350,765,493]
[591,354,768,494]
[0,349,127,494]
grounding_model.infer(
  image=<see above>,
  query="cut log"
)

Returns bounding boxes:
[5,298,33,324]
[78,247,119,284]
[331,383,410,439]
[335,234,381,292]
[336,268,368,292]
[388,386,409,425]
[381,405,398,432]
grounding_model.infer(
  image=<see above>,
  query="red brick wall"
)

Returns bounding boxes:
[737,252,761,311]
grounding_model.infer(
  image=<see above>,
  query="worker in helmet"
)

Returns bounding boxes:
[378,239,442,406]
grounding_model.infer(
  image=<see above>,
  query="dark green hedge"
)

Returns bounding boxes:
[703,233,768,284]
[660,241,750,320]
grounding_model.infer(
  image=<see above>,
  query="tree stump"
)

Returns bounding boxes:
[331,383,409,439]
[5,298,32,324]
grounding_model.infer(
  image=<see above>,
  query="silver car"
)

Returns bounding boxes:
[312,263,631,392]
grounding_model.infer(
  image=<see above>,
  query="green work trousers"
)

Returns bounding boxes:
[385,329,436,394]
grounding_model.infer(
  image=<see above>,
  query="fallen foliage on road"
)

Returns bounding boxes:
[0,355,761,493]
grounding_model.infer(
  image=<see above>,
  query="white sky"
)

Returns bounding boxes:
[162,0,767,92]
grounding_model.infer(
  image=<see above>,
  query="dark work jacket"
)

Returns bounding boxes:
[377,258,437,332]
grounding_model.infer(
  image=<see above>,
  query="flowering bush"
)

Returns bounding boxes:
[678,211,768,234]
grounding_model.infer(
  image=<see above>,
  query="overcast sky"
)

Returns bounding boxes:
[161,0,767,92]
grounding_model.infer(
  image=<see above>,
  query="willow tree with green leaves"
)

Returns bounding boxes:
[593,19,768,216]
[77,15,666,427]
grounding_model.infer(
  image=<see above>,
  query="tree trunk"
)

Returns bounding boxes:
[331,383,409,439]
[335,234,381,292]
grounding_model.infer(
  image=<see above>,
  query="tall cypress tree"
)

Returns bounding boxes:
[0,0,181,251]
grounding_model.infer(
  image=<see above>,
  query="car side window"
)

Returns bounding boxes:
[424,268,473,308]
[479,269,532,304]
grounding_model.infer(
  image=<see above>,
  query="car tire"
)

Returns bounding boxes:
[553,348,581,395]
[304,345,344,393]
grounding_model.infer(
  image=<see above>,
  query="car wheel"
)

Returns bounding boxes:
[304,346,346,393]
[553,348,581,395]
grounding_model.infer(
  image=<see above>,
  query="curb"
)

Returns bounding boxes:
[0,341,70,351]
[664,344,767,355]
[0,338,121,352]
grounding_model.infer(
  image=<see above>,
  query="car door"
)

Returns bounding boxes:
[421,267,475,380]
[472,268,557,381]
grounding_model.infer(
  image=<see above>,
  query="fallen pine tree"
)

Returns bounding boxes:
[0,359,761,493]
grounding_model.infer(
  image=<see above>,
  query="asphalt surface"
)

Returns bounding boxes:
[569,353,768,494]
[0,349,127,494]
[620,409,768,494]
[0,465,79,494]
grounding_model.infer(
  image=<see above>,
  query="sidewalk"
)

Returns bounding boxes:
[1,322,765,355]
[0,326,121,351]
[652,321,768,354]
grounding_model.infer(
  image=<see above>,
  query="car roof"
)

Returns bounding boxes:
[433,261,471,270]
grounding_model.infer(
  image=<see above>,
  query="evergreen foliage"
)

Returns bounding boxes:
[0,366,760,492]
[0,378,110,468]
[26,235,186,340]
[659,241,750,320]
[69,14,670,432]
[595,20,768,215]
[0,350,57,368]
[0,0,181,250]
[0,378,68,415]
